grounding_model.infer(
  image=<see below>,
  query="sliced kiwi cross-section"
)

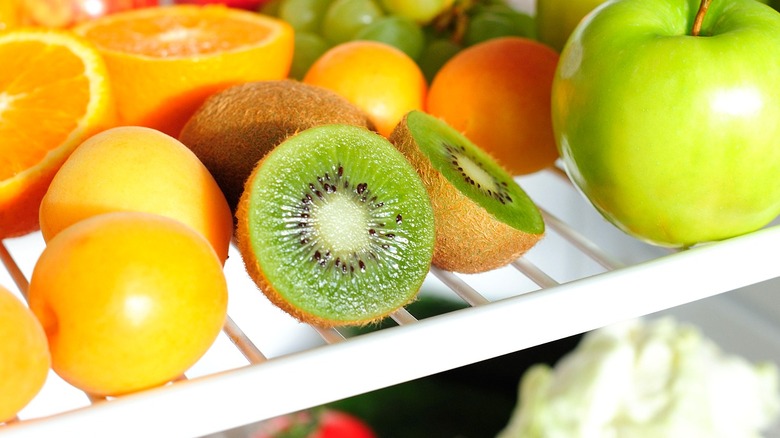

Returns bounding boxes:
[389,110,544,273]
[236,124,435,327]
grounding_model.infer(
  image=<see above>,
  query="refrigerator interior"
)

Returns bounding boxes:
[2,0,780,436]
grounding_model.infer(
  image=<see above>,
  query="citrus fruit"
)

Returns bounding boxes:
[303,40,427,137]
[0,29,117,239]
[0,0,23,31]
[426,37,560,175]
[16,0,160,28]
[0,284,50,423]
[28,211,229,397]
[39,126,233,264]
[73,4,294,137]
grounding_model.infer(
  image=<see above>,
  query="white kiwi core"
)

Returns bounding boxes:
[458,152,500,194]
[314,193,370,254]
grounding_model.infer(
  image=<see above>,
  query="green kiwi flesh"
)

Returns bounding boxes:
[236,124,435,327]
[389,110,544,273]
[179,80,373,212]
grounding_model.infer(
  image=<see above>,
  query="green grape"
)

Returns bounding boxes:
[321,0,385,45]
[353,15,425,60]
[417,38,461,84]
[289,32,331,80]
[278,0,330,33]
[463,6,536,47]
[380,0,454,24]
[258,0,282,16]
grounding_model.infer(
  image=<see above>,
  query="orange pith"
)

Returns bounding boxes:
[0,29,116,238]
[73,5,294,137]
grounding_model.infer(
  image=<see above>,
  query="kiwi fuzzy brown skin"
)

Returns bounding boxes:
[389,113,544,273]
[179,79,374,213]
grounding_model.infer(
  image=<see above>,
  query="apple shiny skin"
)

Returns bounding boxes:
[552,0,780,247]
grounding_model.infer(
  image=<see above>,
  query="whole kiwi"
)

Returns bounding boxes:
[389,110,545,273]
[179,80,374,212]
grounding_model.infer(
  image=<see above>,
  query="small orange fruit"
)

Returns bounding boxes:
[73,4,294,137]
[303,40,427,137]
[28,211,228,397]
[0,29,116,239]
[427,37,560,175]
[39,126,233,264]
[0,284,50,423]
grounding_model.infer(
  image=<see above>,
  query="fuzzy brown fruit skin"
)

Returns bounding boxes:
[179,79,374,212]
[389,115,544,274]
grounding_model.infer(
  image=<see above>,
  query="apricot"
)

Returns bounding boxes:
[0,284,49,423]
[39,126,233,264]
[28,211,228,397]
[426,37,560,175]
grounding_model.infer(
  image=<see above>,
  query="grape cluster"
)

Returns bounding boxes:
[259,0,535,82]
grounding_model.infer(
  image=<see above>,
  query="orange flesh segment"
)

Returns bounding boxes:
[77,12,276,57]
[0,40,89,181]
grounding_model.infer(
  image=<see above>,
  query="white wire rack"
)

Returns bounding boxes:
[2,166,779,437]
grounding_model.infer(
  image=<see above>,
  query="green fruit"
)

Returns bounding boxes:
[535,0,607,52]
[236,124,435,327]
[321,0,385,45]
[289,32,331,80]
[354,15,425,60]
[389,110,544,273]
[552,0,780,247]
[417,38,461,84]
[178,80,373,212]
[278,0,330,32]
[380,0,454,24]
[464,4,536,46]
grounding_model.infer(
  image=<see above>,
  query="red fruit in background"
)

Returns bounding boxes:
[313,410,376,438]
[252,409,377,438]
[19,0,158,27]
[173,0,268,10]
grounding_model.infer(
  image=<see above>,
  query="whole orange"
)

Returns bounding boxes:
[0,284,50,423]
[39,126,233,264]
[426,37,560,175]
[28,211,228,397]
[303,40,427,137]
[73,5,294,137]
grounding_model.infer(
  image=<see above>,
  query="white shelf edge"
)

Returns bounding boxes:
[4,224,779,438]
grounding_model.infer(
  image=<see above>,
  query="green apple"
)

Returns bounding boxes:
[552,0,780,247]
[536,0,608,52]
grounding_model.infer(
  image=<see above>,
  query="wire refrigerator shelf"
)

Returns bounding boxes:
[2,166,779,437]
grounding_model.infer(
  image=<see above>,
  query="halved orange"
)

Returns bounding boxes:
[73,5,295,137]
[0,29,116,238]
[0,0,22,31]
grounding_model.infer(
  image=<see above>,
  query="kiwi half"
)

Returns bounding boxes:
[235,124,435,327]
[389,110,544,273]
[179,80,374,212]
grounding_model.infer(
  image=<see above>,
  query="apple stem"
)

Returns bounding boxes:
[691,0,712,36]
